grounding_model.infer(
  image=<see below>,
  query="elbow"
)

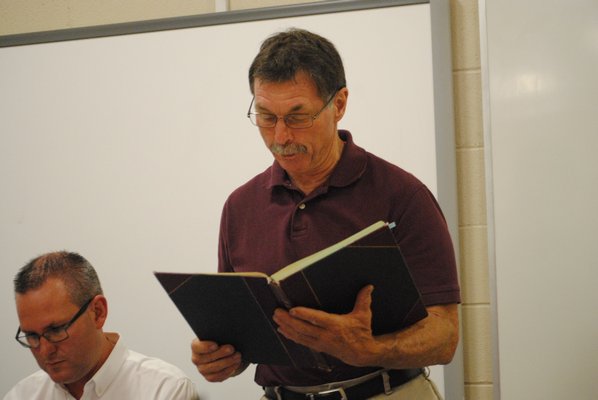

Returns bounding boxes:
[438,323,460,365]
[438,344,457,365]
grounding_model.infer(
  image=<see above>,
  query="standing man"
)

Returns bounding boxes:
[191,28,460,399]
[4,251,200,400]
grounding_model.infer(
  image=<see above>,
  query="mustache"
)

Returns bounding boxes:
[270,143,307,156]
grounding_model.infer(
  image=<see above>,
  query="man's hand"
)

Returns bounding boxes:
[273,284,459,370]
[190,339,247,382]
[272,285,379,367]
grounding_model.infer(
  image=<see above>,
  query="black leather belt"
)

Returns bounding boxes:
[264,368,422,400]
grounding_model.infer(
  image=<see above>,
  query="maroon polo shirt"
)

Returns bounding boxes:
[218,130,460,386]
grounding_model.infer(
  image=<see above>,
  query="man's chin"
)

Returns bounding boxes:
[44,362,74,383]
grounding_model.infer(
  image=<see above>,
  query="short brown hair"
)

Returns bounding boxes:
[14,251,103,306]
[248,28,346,100]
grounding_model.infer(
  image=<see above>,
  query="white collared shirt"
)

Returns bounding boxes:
[3,334,199,400]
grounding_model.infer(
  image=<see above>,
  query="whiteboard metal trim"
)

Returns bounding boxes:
[479,0,501,399]
[429,1,464,398]
[0,0,427,48]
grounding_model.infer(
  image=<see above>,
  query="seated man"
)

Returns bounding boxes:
[4,251,200,400]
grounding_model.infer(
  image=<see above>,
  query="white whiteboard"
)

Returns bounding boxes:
[482,0,598,399]
[0,2,459,399]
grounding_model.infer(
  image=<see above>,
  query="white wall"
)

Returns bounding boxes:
[481,1,598,399]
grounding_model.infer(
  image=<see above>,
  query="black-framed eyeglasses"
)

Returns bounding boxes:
[15,297,94,349]
[247,88,342,129]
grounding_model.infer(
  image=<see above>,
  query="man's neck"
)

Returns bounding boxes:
[65,333,117,399]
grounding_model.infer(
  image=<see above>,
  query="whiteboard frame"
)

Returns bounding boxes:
[0,0,427,48]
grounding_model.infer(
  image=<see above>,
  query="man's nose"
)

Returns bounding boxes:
[273,117,293,143]
[35,336,58,357]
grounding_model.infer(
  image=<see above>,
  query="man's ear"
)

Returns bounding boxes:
[90,295,108,329]
[334,87,349,122]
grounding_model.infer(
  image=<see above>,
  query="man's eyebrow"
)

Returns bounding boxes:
[21,320,68,335]
[255,102,306,114]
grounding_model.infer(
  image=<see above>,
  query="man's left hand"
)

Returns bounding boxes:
[272,284,378,367]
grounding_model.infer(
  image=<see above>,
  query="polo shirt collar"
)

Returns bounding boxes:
[268,130,367,190]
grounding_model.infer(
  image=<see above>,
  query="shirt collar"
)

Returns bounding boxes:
[53,382,72,399]
[84,332,126,397]
[267,130,368,190]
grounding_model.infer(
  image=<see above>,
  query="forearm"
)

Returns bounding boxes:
[366,304,459,369]
[274,289,459,370]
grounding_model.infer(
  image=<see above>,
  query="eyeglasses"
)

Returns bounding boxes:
[247,89,340,129]
[15,297,94,349]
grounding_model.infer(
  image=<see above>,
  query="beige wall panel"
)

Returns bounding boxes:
[465,384,494,400]
[459,226,490,304]
[462,305,493,383]
[0,0,215,35]
[453,70,484,148]
[1,0,71,35]
[69,1,215,27]
[449,0,480,70]
[456,148,487,226]
[230,0,316,10]
[450,0,491,397]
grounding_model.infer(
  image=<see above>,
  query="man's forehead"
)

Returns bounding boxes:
[254,79,320,110]
[253,96,309,114]
[16,278,72,316]
[254,71,318,91]
[16,289,75,333]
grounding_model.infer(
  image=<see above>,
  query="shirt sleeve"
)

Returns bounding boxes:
[156,377,200,400]
[393,185,461,306]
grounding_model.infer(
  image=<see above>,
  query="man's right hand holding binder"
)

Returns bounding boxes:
[190,338,248,383]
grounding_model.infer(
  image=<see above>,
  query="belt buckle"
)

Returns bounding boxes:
[306,387,347,400]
